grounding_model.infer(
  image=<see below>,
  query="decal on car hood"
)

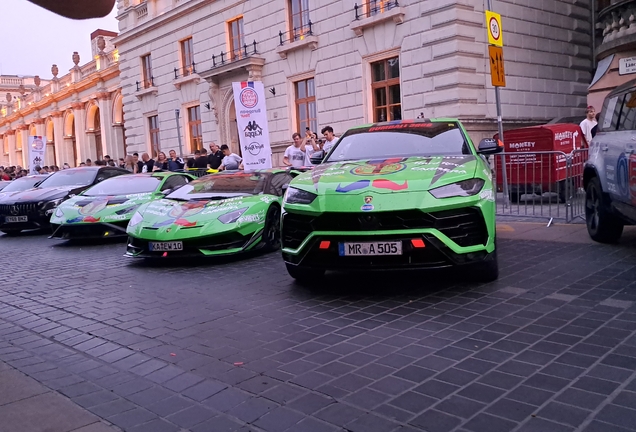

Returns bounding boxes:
[294,156,478,194]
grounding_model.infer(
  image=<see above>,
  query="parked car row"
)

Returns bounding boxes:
[0,118,505,283]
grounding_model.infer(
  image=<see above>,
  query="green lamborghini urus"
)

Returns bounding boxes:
[281,119,503,282]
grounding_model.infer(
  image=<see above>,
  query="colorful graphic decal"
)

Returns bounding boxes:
[67,215,101,223]
[617,153,629,198]
[336,180,370,193]
[350,159,407,176]
[79,197,109,215]
[152,201,208,228]
[429,156,476,186]
[372,179,408,191]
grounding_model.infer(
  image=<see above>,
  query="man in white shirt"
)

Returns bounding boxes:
[219,145,243,170]
[321,126,338,153]
[283,133,308,168]
[580,106,597,145]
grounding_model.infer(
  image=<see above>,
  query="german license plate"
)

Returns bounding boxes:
[5,216,27,223]
[339,241,402,256]
[149,241,183,252]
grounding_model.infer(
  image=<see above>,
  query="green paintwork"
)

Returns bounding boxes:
[49,172,195,228]
[283,118,497,258]
[125,169,289,257]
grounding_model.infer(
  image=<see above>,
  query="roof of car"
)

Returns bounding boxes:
[63,166,128,172]
[351,118,460,129]
[608,78,636,97]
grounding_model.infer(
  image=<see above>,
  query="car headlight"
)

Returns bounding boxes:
[430,179,485,199]
[116,205,138,216]
[40,198,65,209]
[54,208,64,218]
[129,211,143,227]
[218,207,248,224]
[284,187,317,205]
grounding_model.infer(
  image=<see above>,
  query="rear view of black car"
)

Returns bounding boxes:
[0,167,129,235]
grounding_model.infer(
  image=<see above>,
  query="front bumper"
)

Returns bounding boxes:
[49,222,129,240]
[281,205,494,270]
[125,229,264,258]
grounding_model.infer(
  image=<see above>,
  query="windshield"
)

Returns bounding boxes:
[36,169,97,189]
[325,123,471,162]
[167,173,268,200]
[2,176,45,192]
[84,176,160,196]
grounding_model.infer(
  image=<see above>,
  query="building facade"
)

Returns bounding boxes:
[0,75,51,117]
[0,30,124,169]
[114,0,593,165]
[588,0,636,109]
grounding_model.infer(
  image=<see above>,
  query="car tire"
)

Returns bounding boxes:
[262,205,281,252]
[475,247,499,282]
[585,177,624,243]
[1,230,22,236]
[285,263,325,283]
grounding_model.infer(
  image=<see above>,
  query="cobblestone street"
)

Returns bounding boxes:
[1,229,636,432]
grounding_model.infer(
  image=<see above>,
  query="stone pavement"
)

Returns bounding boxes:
[0,360,119,432]
[0,222,636,432]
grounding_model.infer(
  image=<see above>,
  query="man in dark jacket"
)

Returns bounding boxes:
[167,149,185,171]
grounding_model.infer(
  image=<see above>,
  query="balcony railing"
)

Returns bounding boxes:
[174,63,197,79]
[597,0,636,47]
[354,0,400,20]
[279,22,314,45]
[211,41,258,67]
[136,76,155,91]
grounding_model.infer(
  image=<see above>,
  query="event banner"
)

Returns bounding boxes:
[28,136,46,174]
[232,81,272,170]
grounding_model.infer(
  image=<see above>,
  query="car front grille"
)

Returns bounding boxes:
[0,203,39,216]
[282,207,488,249]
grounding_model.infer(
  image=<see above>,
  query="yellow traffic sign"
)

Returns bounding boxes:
[486,10,503,47]
[488,45,506,87]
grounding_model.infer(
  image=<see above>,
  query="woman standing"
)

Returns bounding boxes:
[123,155,138,173]
[153,152,169,171]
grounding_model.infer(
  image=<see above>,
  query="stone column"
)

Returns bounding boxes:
[6,130,16,166]
[72,103,87,164]
[0,135,8,166]
[17,126,29,168]
[97,92,119,158]
[113,125,126,156]
[51,112,66,167]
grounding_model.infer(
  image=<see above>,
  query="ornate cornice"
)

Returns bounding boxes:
[32,118,45,125]
[50,111,64,118]
[71,102,84,111]
[16,124,28,131]
[96,91,111,100]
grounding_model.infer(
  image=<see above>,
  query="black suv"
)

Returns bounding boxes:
[584,78,636,242]
[0,167,129,235]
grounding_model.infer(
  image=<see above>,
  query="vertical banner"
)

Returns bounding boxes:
[232,81,272,170]
[28,136,46,174]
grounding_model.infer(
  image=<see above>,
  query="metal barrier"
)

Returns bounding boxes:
[491,148,588,223]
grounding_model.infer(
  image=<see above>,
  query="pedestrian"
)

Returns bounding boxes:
[123,155,138,173]
[140,153,155,173]
[79,162,86,167]
[208,142,223,170]
[219,145,243,170]
[167,149,184,171]
[104,155,112,165]
[63,163,70,169]
[153,151,169,171]
[321,126,338,153]
[133,152,143,172]
[195,148,209,169]
[305,130,320,165]
[284,133,309,168]
[580,106,597,145]
[107,160,116,167]
[118,157,125,168]
[86,158,92,166]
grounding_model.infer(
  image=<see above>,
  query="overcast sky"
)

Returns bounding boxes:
[0,2,118,77]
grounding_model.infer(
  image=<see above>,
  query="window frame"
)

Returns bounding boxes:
[180,37,194,77]
[294,77,317,135]
[141,53,153,88]
[187,105,203,153]
[228,17,245,60]
[288,0,310,41]
[370,57,401,123]
[148,115,160,157]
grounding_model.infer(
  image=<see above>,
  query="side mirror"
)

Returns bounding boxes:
[477,138,503,155]
[310,150,325,165]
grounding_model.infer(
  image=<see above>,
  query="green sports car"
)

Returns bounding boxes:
[125,169,294,258]
[49,172,195,240]
[281,119,503,282]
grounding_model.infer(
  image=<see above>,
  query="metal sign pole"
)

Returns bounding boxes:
[175,109,184,158]
[486,0,510,207]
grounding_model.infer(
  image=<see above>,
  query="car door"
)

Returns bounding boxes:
[612,90,636,206]
[598,92,627,200]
